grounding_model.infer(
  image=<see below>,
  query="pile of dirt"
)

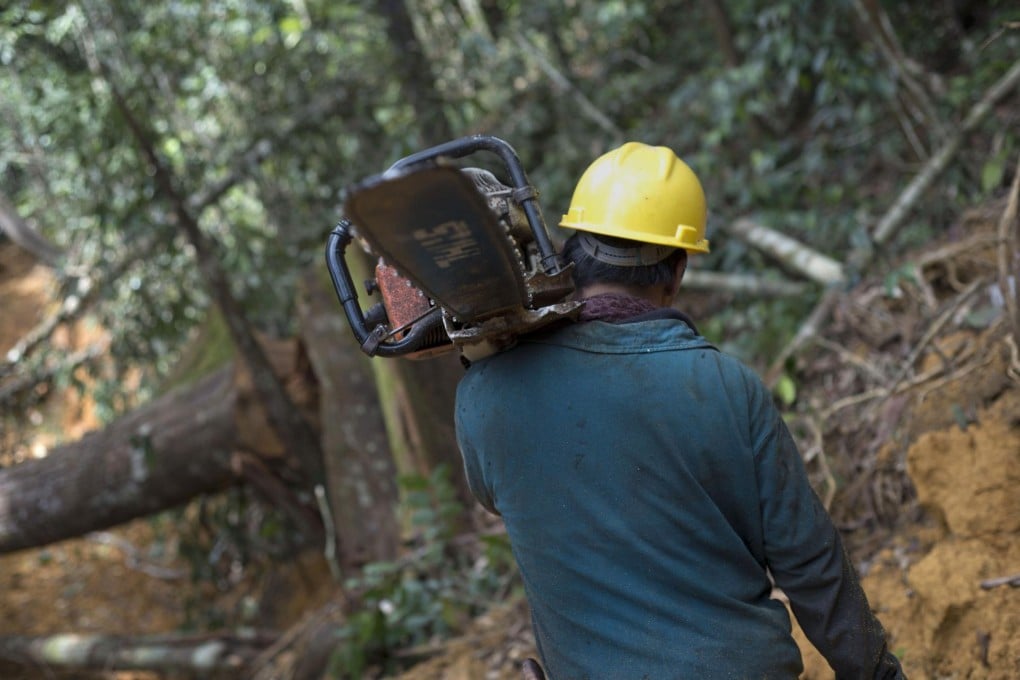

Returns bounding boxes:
[797,357,1018,679]
[0,242,52,353]
[866,387,1018,677]
[790,201,1019,679]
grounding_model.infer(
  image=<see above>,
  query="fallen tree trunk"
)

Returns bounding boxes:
[0,631,275,676]
[0,368,239,554]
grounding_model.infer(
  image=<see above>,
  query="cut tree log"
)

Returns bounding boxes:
[0,368,239,554]
[0,328,324,555]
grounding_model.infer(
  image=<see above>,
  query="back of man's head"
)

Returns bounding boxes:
[562,232,686,291]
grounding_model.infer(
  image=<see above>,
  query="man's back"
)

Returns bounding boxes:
[455,317,810,679]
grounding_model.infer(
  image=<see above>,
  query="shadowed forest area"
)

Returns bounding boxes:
[0,1,1018,679]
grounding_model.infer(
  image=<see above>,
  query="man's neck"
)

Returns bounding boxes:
[576,282,673,308]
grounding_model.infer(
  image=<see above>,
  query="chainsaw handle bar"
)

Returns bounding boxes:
[325,219,442,357]
[387,135,565,276]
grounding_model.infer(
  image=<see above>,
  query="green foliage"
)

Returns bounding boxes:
[883,264,919,299]
[2,0,1017,399]
[158,308,236,393]
[328,465,519,679]
[773,374,797,408]
[701,292,815,364]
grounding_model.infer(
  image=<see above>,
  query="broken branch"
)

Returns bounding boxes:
[0,631,275,675]
[872,60,1020,245]
[980,573,1020,590]
[681,269,810,297]
[722,218,845,285]
[996,154,1020,343]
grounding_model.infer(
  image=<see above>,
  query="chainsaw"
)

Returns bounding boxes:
[325,135,581,361]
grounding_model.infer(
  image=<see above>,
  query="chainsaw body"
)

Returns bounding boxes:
[325,135,580,360]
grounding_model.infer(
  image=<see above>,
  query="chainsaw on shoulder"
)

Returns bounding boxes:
[325,135,580,361]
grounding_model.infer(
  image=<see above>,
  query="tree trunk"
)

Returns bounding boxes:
[0,369,239,554]
[705,0,740,68]
[297,264,400,567]
[377,0,455,145]
[383,351,474,509]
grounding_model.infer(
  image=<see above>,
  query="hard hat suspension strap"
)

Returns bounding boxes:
[577,232,676,267]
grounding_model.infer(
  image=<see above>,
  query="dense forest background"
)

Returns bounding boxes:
[0,1,1018,678]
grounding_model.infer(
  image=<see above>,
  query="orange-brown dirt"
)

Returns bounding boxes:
[1,194,1018,680]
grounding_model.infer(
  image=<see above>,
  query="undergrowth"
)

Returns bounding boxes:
[328,464,519,679]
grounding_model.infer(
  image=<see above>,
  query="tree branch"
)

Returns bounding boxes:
[512,32,623,140]
[99,66,327,500]
[188,88,351,214]
[766,61,1020,386]
[0,343,104,407]
[722,219,845,285]
[70,11,327,543]
[0,189,62,267]
[681,270,810,297]
[851,0,944,146]
[997,154,1020,343]
[2,269,102,371]
[872,60,1020,245]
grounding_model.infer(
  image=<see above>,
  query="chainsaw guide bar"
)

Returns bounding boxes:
[343,164,529,322]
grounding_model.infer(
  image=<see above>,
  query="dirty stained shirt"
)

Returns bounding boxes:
[454,310,905,680]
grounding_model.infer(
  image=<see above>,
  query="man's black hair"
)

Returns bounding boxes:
[562,232,687,290]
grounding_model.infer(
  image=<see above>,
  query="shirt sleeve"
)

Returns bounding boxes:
[750,380,906,679]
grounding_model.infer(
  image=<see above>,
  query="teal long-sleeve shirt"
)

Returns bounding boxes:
[454,312,904,680]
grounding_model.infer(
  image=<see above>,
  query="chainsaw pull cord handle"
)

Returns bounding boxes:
[388,135,566,277]
[325,219,441,357]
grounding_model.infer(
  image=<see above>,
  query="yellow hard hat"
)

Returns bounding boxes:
[560,142,709,253]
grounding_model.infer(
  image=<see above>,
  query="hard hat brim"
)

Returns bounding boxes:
[559,218,710,254]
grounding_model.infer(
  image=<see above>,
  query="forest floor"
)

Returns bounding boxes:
[0,195,1017,679]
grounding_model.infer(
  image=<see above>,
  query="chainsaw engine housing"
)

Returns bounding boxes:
[325,135,580,360]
